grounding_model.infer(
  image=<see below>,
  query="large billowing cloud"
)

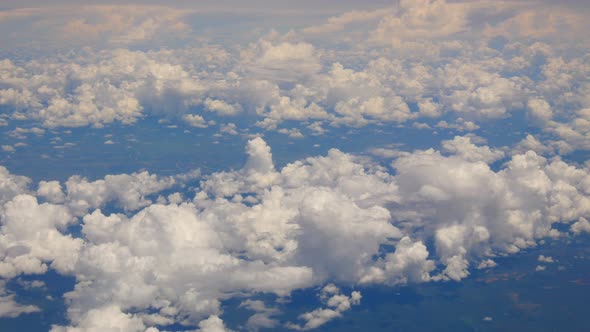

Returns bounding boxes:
[0,137,589,330]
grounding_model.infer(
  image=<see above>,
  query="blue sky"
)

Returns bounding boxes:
[0,0,590,331]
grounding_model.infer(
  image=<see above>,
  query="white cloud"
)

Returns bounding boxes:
[442,136,505,164]
[37,181,66,204]
[1,146,14,153]
[184,114,208,128]
[571,217,590,235]
[220,123,238,135]
[50,305,147,332]
[194,315,232,332]
[527,98,553,123]
[242,40,322,82]
[240,300,280,330]
[0,195,82,278]
[204,98,241,116]
[0,166,31,206]
[1,128,590,330]
[477,259,497,269]
[1,1,590,328]
[538,255,554,263]
[513,135,554,156]
[0,282,40,318]
[286,285,361,330]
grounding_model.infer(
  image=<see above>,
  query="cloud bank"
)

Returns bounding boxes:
[1,137,589,329]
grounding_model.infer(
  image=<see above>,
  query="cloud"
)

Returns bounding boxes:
[203,98,241,116]
[441,136,505,164]
[62,170,197,216]
[240,300,280,330]
[37,181,66,204]
[370,0,473,45]
[50,305,147,332]
[286,285,361,330]
[0,282,40,318]
[241,40,322,83]
[0,6,588,143]
[571,217,590,234]
[537,255,554,263]
[1,1,590,329]
[1,137,589,330]
[0,166,31,206]
[0,48,225,128]
[0,195,82,278]
[183,114,209,128]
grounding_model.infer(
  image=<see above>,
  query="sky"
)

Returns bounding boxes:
[0,0,590,331]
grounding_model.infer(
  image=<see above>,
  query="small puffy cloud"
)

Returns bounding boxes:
[0,5,192,49]
[195,315,232,332]
[571,217,590,234]
[37,181,65,204]
[242,40,322,82]
[538,255,554,263]
[513,135,554,156]
[369,147,409,159]
[0,195,82,278]
[240,300,280,330]
[360,237,433,285]
[435,118,480,132]
[442,136,505,163]
[370,0,472,45]
[220,123,238,135]
[204,98,241,116]
[184,114,208,128]
[0,294,39,318]
[286,285,361,330]
[477,259,497,270]
[50,305,146,332]
[527,98,553,122]
[277,128,304,138]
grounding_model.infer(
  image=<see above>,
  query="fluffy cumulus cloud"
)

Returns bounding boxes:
[0,166,31,205]
[61,170,200,216]
[441,136,505,164]
[0,281,40,318]
[1,0,590,330]
[0,137,589,329]
[286,284,361,330]
[0,0,588,148]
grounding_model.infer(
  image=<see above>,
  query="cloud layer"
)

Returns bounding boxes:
[0,1,589,153]
[1,0,590,330]
[1,137,589,330]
